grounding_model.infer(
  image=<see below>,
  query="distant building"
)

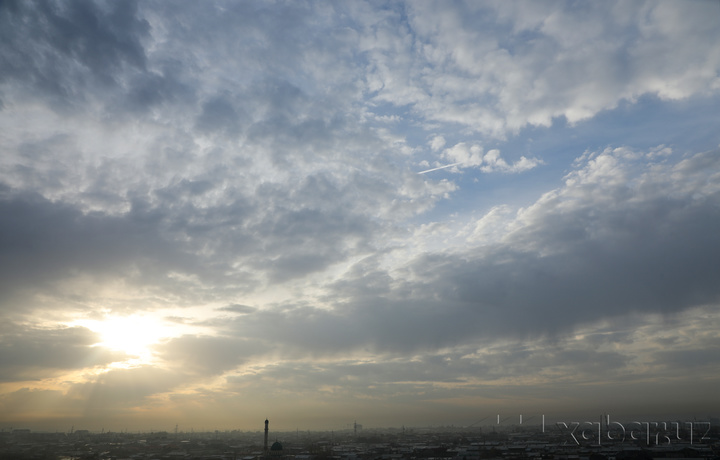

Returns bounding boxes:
[264,420,283,459]
[270,440,283,457]
[11,429,30,439]
[264,419,269,453]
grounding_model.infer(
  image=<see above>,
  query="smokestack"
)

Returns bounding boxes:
[264,419,269,452]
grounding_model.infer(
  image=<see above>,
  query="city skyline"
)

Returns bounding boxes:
[1,1,719,432]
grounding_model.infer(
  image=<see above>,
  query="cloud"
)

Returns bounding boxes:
[65,366,187,418]
[0,0,149,109]
[433,143,542,174]
[216,304,256,315]
[0,323,127,382]
[360,1,720,136]
[155,334,262,376]
[162,307,719,426]
[202,147,720,358]
[444,143,485,168]
[0,0,718,429]
[0,188,200,317]
[480,149,542,173]
[429,135,446,152]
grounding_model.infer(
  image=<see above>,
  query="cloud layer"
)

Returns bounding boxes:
[1,0,719,431]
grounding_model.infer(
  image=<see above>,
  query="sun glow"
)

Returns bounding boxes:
[74,314,174,361]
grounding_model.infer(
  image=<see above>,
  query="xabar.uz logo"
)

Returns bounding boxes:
[555,415,712,446]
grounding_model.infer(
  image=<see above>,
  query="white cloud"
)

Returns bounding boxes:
[443,142,484,167]
[480,149,543,173]
[358,1,720,136]
[429,135,446,152]
[439,144,542,173]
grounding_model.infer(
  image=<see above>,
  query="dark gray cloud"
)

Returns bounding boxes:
[0,323,126,381]
[195,94,247,136]
[0,188,199,316]
[648,335,720,373]
[189,149,720,359]
[216,304,256,315]
[0,0,149,109]
[155,335,263,376]
[225,345,629,399]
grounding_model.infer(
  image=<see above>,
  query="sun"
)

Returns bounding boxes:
[74,314,173,361]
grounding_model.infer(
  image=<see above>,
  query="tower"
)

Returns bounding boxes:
[264,419,269,453]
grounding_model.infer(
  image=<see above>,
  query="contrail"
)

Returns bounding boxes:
[417,162,463,174]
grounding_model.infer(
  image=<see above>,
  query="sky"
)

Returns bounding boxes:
[1,0,720,433]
